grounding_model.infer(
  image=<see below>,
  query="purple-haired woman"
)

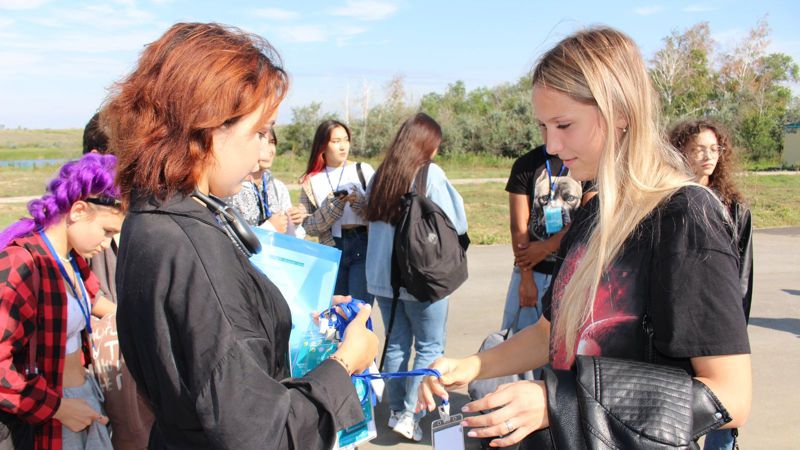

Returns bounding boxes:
[0,153,121,450]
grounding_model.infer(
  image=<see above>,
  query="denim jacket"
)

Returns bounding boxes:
[366,162,468,301]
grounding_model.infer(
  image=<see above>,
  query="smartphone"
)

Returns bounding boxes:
[432,414,465,450]
[333,189,349,198]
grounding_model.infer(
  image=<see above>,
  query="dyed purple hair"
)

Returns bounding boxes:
[0,153,120,250]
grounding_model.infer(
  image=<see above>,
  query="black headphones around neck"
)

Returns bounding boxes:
[191,189,262,257]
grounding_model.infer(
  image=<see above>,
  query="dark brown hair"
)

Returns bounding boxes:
[302,120,351,182]
[366,113,442,224]
[83,112,109,154]
[668,118,744,207]
[102,22,289,206]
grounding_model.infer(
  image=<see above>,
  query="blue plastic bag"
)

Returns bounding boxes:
[249,228,341,374]
[248,229,377,448]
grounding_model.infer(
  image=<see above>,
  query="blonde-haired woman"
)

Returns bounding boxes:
[419,27,750,449]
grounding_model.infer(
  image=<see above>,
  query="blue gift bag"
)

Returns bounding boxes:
[249,228,341,374]
[248,229,376,448]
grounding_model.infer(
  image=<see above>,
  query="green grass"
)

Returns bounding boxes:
[0,166,59,197]
[736,174,800,228]
[0,204,29,228]
[0,129,83,160]
[2,129,798,242]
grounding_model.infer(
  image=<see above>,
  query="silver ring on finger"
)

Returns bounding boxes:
[504,419,514,434]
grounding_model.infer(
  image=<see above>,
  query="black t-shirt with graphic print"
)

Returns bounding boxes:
[542,186,750,375]
[505,146,583,274]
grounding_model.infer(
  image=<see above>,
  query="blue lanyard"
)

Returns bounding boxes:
[38,230,92,334]
[250,173,272,221]
[544,158,567,200]
[320,299,448,408]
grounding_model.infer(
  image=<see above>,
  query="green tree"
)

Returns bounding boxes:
[278,102,337,156]
[650,22,716,123]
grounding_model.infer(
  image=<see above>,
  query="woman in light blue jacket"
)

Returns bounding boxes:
[365,113,467,442]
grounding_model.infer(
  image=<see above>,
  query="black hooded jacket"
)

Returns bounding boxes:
[116,193,363,450]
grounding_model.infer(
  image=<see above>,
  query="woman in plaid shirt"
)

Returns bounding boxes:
[0,153,122,449]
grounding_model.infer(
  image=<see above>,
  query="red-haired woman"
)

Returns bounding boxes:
[669,119,753,450]
[299,120,375,304]
[103,23,378,450]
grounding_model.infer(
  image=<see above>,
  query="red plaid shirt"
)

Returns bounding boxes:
[0,232,99,450]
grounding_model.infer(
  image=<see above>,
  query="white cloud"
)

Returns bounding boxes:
[335,26,368,46]
[4,29,160,53]
[330,0,398,21]
[275,25,329,43]
[254,7,299,21]
[28,3,155,29]
[683,3,717,12]
[0,0,51,10]
[634,5,665,15]
[272,23,368,45]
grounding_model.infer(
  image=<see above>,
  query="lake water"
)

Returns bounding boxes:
[0,158,67,168]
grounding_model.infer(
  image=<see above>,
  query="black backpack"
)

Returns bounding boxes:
[379,162,469,370]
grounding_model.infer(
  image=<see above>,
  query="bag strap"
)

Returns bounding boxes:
[413,161,431,197]
[503,307,523,340]
[356,162,367,191]
[380,250,402,371]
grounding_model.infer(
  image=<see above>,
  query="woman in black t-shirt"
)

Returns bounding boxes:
[419,27,751,449]
[669,119,754,450]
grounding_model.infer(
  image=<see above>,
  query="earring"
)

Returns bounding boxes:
[622,127,628,134]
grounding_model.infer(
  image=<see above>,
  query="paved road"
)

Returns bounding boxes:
[362,227,800,450]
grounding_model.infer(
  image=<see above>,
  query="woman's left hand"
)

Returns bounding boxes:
[461,380,549,448]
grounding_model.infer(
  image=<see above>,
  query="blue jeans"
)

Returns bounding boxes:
[501,268,551,380]
[703,429,735,450]
[376,297,449,420]
[334,228,372,305]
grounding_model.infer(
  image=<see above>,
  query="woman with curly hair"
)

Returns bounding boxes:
[669,119,754,450]
[668,119,753,321]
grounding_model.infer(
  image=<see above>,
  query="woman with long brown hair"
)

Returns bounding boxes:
[365,113,467,442]
[300,120,375,304]
[103,23,378,450]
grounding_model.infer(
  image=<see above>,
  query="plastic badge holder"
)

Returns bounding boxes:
[431,414,465,450]
[543,204,564,234]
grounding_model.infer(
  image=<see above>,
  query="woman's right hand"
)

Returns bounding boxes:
[417,355,482,413]
[53,397,109,432]
[331,303,379,374]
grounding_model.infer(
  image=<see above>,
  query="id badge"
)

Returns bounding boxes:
[431,413,465,450]
[543,204,564,234]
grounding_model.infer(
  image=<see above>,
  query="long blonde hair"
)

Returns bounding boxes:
[532,27,693,358]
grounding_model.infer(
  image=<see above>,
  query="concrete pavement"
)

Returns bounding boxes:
[361,227,800,449]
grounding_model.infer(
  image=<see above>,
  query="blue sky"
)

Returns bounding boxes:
[1,0,798,129]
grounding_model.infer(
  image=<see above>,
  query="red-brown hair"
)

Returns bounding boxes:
[366,113,441,224]
[302,120,351,182]
[102,22,289,206]
[668,118,744,207]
